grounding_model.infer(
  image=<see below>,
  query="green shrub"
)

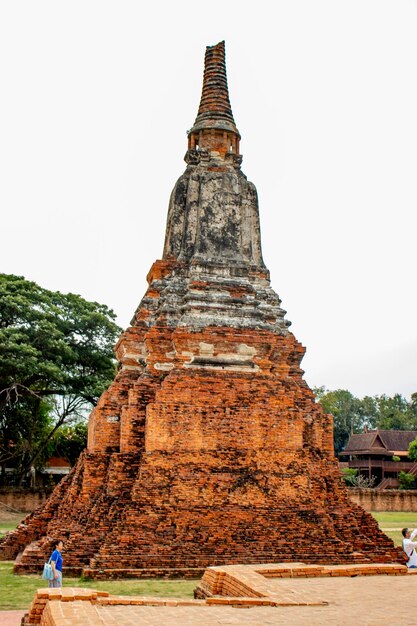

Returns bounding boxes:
[408,438,417,462]
[341,467,376,488]
[341,467,358,486]
[351,474,376,488]
[398,471,416,490]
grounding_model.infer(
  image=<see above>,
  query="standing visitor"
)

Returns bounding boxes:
[48,539,64,587]
[401,528,417,568]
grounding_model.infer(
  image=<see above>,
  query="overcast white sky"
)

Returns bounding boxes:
[1,1,416,399]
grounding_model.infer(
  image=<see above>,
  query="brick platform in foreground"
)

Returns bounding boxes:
[23,562,417,625]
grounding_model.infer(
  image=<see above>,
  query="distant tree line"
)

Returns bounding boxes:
[315,387,417,454]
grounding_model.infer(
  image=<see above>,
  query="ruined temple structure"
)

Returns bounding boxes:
[1,41,402,577]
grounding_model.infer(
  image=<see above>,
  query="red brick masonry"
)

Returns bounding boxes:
[2,306,403,575]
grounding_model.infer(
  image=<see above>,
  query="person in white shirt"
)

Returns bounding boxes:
[401,528,417,568]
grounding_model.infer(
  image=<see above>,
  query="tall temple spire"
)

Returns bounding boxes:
[188,41,240,157]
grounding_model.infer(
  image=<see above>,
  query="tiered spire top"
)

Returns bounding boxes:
[189,41,240,137]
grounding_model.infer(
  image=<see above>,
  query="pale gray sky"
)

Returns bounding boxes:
[1,1,416,399]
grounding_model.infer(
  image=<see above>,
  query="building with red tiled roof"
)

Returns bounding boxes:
[340,430,417,488]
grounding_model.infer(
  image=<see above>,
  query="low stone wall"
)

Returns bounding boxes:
[349,488,417,512]
[3,486,417,517]
[0,487,53,515]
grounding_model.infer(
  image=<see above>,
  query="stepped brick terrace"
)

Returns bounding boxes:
[21,563,417,625]
[0,41,404,577]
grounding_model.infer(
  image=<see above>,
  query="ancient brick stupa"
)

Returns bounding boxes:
[2,41,401,577]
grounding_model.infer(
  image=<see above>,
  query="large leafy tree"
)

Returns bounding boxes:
[0,274,121,482]
[371,394,417,430]
[314,388,366,454]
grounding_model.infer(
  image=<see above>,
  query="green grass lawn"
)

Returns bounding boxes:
[371,512,417,526]
[371,511,417,547]
[0,522,14,538]
[0,514,25,539]
[1,511,416,611]
[0,561,197,610]
[0,519,197,610]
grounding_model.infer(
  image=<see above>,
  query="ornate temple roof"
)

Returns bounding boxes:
[341,430,417,456]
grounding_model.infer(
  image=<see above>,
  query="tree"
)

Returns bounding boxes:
[1,395,54,480]
[398,471,416,490]
[314,388,366,454]
[0,274,121,482]
[49,421,88,467]
[341,467,358,486]
[373,394,417,431]
[408,437,417,463]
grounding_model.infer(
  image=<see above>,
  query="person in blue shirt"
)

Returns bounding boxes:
[49,539,64,588]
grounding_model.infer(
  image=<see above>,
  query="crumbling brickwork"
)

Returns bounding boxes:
[0,41,403,576]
